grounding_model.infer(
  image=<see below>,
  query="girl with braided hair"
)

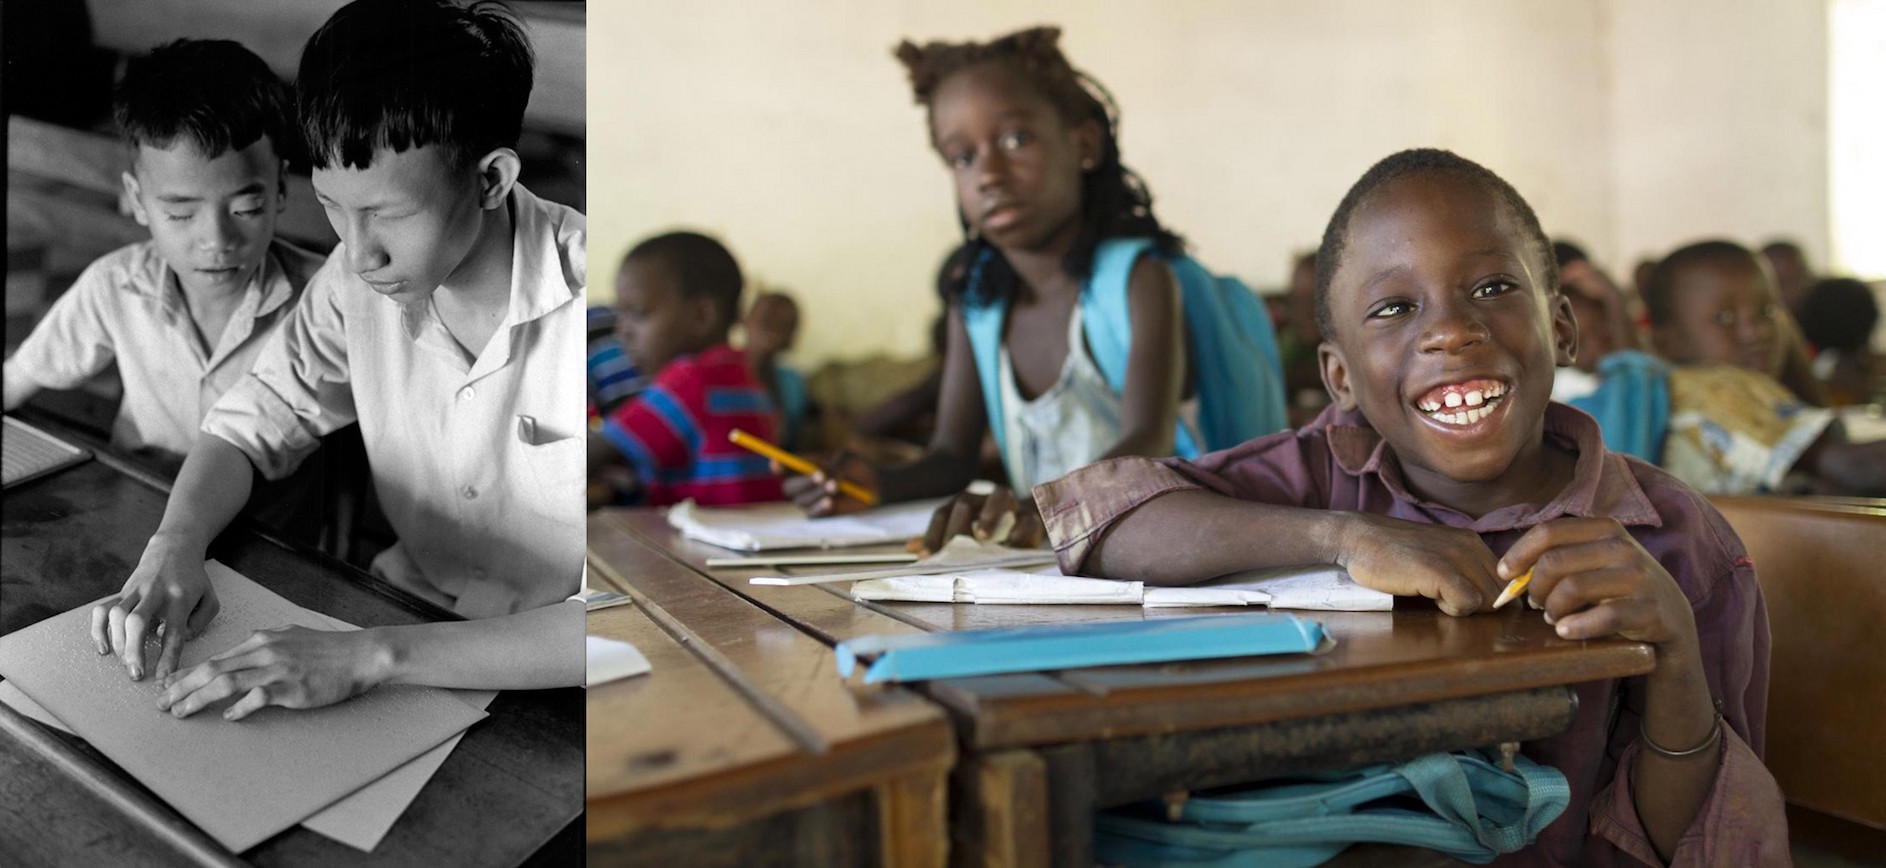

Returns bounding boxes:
[788,26,1285,551]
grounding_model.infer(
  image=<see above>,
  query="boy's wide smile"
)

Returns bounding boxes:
[1411,377,1510,429]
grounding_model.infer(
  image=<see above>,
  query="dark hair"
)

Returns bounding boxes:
[1314,149,1556,338]
[895,26,1183,306]
[297,0,533,170]
[1798,277,1879,353]
[624,232,744,327]
[114,39,296,165]
[1640,239,1760,327]
[1552,239,1589,268]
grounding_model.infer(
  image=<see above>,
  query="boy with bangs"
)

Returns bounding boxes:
[90,0,586,720]
[4,39,322,465]
[1038,150,1788,863]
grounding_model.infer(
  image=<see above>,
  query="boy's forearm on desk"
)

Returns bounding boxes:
[373,599,585,691]
[1087,490,1351,584]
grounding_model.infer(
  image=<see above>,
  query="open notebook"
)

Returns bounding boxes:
[3,416,92,489]
[667,497,946,551]
[850,562,1393,611]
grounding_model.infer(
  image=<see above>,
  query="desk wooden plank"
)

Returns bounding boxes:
[607,509,1656,750]
[1,419,580,867]
[586,515,955,861]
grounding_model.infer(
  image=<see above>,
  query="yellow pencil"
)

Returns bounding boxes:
[729,429,878,506]
[1492,569,1534,609]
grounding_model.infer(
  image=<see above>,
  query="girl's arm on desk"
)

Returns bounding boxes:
[157,599,585,720]
[95,434,255,682]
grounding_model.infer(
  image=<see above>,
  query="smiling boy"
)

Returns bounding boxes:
[1036,150,1787,863]
[91,0,585,717]
[3,40,321,462]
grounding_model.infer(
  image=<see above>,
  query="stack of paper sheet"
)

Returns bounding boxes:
[849,562,1393,612]
[0,561,490,853]
[667,498,945,551]
[751,536,1059,586]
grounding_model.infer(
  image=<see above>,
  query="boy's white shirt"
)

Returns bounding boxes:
[3,239,323,459]
[203,184,587,618]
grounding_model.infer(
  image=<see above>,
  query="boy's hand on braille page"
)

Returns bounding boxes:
[91,538,219,683]
[156,625,391,721]
[1497,518,1699,653]
[1335,515,1504,616]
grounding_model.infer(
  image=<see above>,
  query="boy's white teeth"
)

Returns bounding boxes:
[1464,390,1485,407]
[1444,392,1463,408]
[1428,403,1496,426]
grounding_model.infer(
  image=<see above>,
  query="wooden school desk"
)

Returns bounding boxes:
[0,412,582,868]
[584,517,956,867]
[595,507,1658,868]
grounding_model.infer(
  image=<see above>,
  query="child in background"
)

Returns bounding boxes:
[1797,276,1883,407]
[791,26,1284,551]
[589,231,785,507]
[3,40,323,463]
[1037,149,1787,865]
[1276,252,1331,427]
[743,290,812,450]
[1548,240,1668,462]
[1645,242,1885,494]
[586,305,644,419]
[95,0,587,716]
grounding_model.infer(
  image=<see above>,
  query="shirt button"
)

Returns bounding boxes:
[458,387,475,401]
[462,485,478,500]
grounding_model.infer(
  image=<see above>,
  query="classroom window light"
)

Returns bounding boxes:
[1830,0,1886,279]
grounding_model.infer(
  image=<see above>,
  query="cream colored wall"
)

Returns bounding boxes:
[593,1,1830,369]
[1609,0,1830,273]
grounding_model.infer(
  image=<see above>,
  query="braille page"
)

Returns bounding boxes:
[0,561,488,853]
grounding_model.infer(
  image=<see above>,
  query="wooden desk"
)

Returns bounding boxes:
[0,418,582,868]
[599,508,1658,868]
[585,516,955,868]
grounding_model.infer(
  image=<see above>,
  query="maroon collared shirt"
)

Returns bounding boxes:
[1036,402,1789,866]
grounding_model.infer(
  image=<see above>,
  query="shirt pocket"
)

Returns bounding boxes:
[514,415,586,525]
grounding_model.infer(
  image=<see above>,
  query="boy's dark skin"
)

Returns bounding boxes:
[585,255,729,478]
[1080,172,1720,861]
[1652,251,1886,493]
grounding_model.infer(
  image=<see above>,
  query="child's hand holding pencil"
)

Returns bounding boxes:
[730,430,880,514]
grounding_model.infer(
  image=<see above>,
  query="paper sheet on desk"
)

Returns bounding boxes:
[0,561,488,853]
[587,635,650,686]
[852,562,1392,611]
[668,498,945,551]
[753,536,1059,586]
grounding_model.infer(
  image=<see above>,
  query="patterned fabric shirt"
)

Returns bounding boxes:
[600,343,785,507]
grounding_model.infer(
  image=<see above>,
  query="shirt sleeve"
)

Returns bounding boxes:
[200,261,357,480]
[1035,427,1321,575]
[3,259,119,402]
[599,373,701,484]
[1589,733,1791,866]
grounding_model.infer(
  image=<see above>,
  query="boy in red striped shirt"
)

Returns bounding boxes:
[590,232,786,506]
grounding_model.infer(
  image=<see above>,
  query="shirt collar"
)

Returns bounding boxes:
[1317,401,1662,531]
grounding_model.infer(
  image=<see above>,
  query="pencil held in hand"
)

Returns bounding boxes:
[728,429,878,506]
[1492,569,1534,609]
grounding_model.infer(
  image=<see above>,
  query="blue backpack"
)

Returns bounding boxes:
[1095,748,1571,867]
[962,239,1289,460]
[1564,350,1670,463]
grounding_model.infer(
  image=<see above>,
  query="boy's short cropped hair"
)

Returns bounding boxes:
[297,0,534,171]
[625,232,745,326]
[1313,148,1556,339]
[113,39,295,164]
[1641,239,1757,327]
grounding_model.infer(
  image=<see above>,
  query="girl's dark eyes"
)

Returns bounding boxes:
[998,130,1033,151]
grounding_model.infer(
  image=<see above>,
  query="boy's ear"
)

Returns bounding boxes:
[473,148,522,210]
[121,171,150,226]
[1317,340,1359,412]
[1550,292,1579,367]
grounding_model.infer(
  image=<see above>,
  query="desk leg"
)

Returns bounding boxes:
[1041,744,1097,868]
[875,768,948,868]
[950,750,1050,868]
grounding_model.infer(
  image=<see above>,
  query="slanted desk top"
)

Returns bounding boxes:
[585,514,955,867]
[0,414,582,868]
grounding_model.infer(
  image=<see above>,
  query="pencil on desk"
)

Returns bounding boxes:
[728,429,878,506]
[1492,569,1534,609]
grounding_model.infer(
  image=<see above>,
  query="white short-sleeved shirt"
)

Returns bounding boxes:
[203,184,586,618]
[3,239,323,459]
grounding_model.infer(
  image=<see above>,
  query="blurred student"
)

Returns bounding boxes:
[1797,276,1883,407]
[1645,241,1884,494]
[743,290,813,450]
[1276,251,1331,426]
[1548,241,1666,462]
[586,305,644,419]
[790,26,1286,552]
[589,232,784,507]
